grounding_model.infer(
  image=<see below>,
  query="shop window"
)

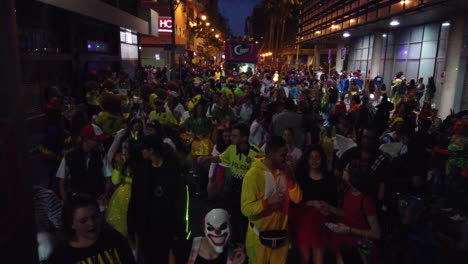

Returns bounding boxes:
[423,24,440,41]
[418,58,436,80]
[397,44,409,59]
[408,43,421,59]
[410,26,424,43]
[406,60,419,80]
[421,41,437,59]
[399,29,411,44]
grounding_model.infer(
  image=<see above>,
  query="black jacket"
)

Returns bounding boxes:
[127,159,186,245]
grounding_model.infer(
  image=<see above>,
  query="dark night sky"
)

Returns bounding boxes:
[219,0,262,36]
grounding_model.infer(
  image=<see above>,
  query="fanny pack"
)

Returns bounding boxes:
[250,223,287,249]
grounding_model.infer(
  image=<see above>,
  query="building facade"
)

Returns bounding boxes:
[298,0,467,118]
[15,0,148,131]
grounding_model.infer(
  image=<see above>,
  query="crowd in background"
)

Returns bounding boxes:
[33,63,467,264]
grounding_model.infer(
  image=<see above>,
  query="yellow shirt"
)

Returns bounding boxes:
[86,92,100,106]
[241,159,302,231]
[149,93,158,110]
[190,138,214,157]
[149,109,177,126]
[219,144,263,180]
[94,112,123,136]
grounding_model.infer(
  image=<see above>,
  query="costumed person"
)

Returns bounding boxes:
[105,118,144,240]
[48,195,135,264]
[289,146,337,264]
[433,119,468,215]
[199,124,263,244]
[149,98,178,126]
[185,102,214,196]
[241,136,302,264]
[174,209,247,264]
[94,93,124,138]
[185,102,213,160]
[391,77,403,105]
[210,94,237,142]
[127,135,187,264]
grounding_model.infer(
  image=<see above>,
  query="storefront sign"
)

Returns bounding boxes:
[158,17,172,33]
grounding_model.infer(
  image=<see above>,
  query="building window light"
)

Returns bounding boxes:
[315,31,321,34]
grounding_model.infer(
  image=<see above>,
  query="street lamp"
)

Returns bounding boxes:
[206,22,210,26]
[215,34,219,38]
[201,15,207,21]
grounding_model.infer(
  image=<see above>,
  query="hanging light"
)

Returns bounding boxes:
[390,20,400,26]
[343,32,350,38]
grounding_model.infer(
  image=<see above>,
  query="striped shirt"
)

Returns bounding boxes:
[32,185,63,232]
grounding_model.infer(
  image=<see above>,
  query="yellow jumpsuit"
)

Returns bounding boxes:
[241,159,302,264]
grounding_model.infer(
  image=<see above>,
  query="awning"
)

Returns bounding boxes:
[37,0,149,34]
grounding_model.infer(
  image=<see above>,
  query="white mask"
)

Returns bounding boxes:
[204,209,231,254]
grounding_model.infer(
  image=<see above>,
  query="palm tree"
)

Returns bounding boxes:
[263,0,301,68]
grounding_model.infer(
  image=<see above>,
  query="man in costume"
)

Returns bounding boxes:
[241,136,302,264]
[200,123,263,243]
[176,208,246,264]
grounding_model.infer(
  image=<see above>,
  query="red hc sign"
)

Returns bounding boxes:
[158,17,172,33]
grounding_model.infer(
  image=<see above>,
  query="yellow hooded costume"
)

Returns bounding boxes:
[241,159,302,264]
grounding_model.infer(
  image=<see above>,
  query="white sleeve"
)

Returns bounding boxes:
[106,130,125,162]
[102,157,112,178]
[164,138,177,150]
[55,158,68,179]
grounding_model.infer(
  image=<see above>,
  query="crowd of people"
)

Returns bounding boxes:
[32,64,467,264]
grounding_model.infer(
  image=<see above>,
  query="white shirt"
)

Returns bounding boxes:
[249,120,267,147]
[165,102,185,119]
[206,103,218,118]
[56,154,112,180]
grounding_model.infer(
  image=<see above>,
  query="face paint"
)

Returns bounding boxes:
[204,209,230,254]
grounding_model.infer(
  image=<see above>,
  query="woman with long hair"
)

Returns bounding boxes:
[321,160,381,264]
[289,145,337,264]
[49,195,135,263]
[105,118,144,241]
[127,135,187,264]
[207,127,232,202]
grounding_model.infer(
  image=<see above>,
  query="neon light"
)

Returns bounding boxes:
[185,185,191,239]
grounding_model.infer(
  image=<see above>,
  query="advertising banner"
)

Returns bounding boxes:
[224,41,258,62]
